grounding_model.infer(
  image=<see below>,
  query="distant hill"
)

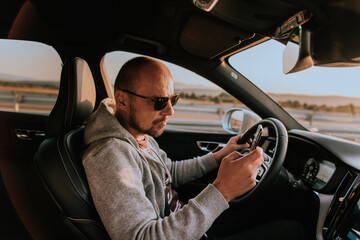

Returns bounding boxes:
[174,82,223,96]
[0,80,59,89]
[0,73,58,83]
[1,74,358,107]
[268,93,360,107]
[175,82,360,107]
[0,80,59,94]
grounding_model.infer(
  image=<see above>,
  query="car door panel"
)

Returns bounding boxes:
[0,172,32,239]
[157,129,233,160]
[0,111,48,239]
[156,129,234,201]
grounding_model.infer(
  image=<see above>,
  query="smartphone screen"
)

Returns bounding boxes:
[250,124,263,151]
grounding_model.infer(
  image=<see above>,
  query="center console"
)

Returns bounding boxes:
[323,171,360,240]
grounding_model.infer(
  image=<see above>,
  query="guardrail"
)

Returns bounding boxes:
[170,103,360,142]
[167,118,360,140]
[167,112,360,142]
[1,89,360,142]
[167,119,226,133]
[0,90,57,112]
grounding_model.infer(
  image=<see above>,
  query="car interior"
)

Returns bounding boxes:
[1,0,360,240]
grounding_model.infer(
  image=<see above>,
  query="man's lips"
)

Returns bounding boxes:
[153,118,168,125]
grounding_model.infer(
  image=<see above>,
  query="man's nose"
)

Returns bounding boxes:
[161,100,174,116]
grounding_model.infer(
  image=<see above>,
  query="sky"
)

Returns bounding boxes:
[0,40,62,81]
[1,39,360,98]
[229,40,360,98]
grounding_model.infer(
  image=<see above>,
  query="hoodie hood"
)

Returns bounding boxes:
[84,98,138,148]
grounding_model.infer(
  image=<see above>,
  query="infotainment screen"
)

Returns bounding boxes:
[347,229,360,240]
[339,197,360,240]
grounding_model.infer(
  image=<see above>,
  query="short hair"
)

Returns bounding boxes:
[114,56,159,92]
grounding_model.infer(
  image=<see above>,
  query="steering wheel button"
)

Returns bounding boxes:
[257,166,265,177]
[263,153,271,163]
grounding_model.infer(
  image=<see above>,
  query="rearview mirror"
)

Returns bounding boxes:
[282,27,314,74]
[222,108,261,134]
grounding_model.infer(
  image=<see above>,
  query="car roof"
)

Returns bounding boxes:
[1,0,335,72]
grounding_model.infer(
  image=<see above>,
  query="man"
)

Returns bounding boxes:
[82,56,304,240]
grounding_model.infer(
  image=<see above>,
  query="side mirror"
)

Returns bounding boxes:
[222,108,261,134]
[282,26,314,74]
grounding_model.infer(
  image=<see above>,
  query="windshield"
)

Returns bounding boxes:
[229,40,360,143]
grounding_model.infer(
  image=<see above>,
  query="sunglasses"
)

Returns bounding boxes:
[120,89,179,111]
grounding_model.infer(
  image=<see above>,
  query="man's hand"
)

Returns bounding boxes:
[213,135,250,164]
[213,148,264,202]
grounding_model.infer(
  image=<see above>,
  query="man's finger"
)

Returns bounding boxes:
[233,147,263,165]
[237,142,250,149]
[222,151,243,162]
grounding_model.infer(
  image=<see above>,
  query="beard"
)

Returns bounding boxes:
[129,107,166,138]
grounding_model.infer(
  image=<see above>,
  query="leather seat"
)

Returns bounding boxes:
[30,57,110,240]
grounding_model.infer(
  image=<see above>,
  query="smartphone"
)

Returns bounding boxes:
[250,124,263,151]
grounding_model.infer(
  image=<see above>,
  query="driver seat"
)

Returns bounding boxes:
[30,57,110,239]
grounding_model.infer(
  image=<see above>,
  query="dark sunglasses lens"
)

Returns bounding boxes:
[171,95,179,106]
[154,98,168,111]
[154,95,179,111]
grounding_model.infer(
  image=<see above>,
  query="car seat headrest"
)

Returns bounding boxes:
[46,57,96,137]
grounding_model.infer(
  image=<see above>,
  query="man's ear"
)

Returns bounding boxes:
[115,90,127,109]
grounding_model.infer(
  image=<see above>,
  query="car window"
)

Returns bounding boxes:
[229,40,360,143]
[0,39,62,114]
[103,51,247,133]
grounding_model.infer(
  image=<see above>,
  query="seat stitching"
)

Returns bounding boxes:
[67,216,106,229]
[57,131,93,207]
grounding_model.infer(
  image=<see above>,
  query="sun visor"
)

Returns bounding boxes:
[180,14,254,59]
[311,0,360,67]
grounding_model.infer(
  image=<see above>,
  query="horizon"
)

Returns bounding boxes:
[1,77,360,101]
[1,39,360,99]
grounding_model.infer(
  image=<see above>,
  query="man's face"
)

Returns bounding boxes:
[124,64,175,138]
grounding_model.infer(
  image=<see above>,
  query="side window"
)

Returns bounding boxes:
[103,51,245,133]
[0,39,62,114]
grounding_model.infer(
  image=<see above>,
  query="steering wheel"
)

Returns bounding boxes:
[232,118,288,203]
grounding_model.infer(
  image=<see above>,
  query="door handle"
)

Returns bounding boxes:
[14,129,45,141]
[196,141,226,152]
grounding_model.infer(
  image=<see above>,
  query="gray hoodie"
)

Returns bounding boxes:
[82,98,229,240]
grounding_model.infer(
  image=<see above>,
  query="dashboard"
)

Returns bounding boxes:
[170,125,360,240]
[283,129,360,240]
